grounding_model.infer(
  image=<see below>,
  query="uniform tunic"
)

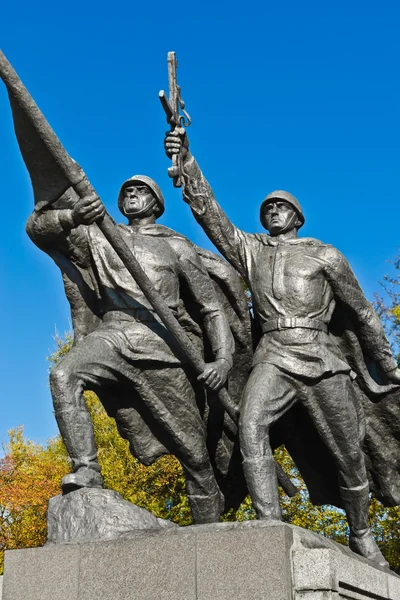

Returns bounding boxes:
[181,155,397,491]
[26,210,234,488]
[182,156,396,380]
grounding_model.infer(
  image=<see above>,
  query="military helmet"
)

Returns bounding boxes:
[118,175,165,218]
[259,190,305,230]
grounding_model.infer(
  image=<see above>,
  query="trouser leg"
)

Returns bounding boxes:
[303,375,388,568]
[239,364,297,520]
[50,367,99,472]
[49,335,120,491]
[174,383,223,524]
[185,472,223,524]
[132,364,223,524]
[340,484,389,568]
[241,456,282,520]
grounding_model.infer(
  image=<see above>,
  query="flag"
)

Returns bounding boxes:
[0,50,77,209]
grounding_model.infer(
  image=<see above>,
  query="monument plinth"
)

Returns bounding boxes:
[3,521,399,600]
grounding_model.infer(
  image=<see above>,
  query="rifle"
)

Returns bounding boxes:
[159,51,191,188]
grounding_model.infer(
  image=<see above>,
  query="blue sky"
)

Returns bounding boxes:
[0,1,399,446]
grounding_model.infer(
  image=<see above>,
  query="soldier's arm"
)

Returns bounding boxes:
[173,237,235,387]
[323,246,398,376]
[165,131,253,279]
[26,192,105,256]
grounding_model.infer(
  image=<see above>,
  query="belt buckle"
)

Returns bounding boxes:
[279,316,296,330]
[277,316,291,330]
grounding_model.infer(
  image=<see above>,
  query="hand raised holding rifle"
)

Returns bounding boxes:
[164,128,189,162]
[159,51,191,188]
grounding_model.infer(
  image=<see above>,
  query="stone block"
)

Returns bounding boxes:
[78,531,196,600]
[387,572,400,600]
[3,544,80,600]
[196,522,292,600]
[292,548,336,592]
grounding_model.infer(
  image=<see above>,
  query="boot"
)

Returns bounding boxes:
[55,405,103,493]
[62,466,104,492]
[188,490,224,524]
[242,456,282,520]
[340,485,389,569]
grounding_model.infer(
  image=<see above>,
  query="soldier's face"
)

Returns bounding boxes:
[263,201,300,235]
[123,185,155,216]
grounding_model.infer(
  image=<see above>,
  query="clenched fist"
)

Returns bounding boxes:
[197,359,230,392]
[164,128,190,161]
[72,193,106,226]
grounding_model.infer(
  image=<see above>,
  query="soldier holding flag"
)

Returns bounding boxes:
[26,174,238,523]
[0,50,252,524]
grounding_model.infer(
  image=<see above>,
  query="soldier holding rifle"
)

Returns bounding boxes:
[162,54,400,567]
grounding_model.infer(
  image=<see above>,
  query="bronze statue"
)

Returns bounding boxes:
[164,125,400,567]
[27,175,245,523]
[0,50,253,525]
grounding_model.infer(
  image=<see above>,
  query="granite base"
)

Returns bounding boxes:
[3,521,399,599]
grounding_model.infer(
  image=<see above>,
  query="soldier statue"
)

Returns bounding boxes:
[27,175,251,524]
[0,49,252,527]
[164,128,400,567]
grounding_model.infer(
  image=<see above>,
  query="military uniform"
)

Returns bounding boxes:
[27,179,235,523]
[180,155,396,551]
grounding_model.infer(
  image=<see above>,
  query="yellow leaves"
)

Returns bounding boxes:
[391,305,400,324]
[46,332,73,368]
[0,427,70,574]
[368,497,400,573]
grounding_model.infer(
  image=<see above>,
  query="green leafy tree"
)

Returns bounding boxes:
[0,428,69,574]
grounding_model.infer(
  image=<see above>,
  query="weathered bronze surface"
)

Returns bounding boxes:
[164,69,400,567]
[0,50,252,528]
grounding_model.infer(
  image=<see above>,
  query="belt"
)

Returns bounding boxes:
[102,308,166,324]
[261,317,328,334]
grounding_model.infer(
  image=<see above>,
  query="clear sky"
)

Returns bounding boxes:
[0,1,399,446]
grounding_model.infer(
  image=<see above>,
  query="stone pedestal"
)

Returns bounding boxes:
[3,521,399,599]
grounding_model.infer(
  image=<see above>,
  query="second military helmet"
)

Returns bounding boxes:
[260,190,305,230]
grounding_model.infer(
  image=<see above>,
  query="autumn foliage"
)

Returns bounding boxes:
[0,429,69,573]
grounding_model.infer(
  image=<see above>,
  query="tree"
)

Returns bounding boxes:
[0,428,69,574]
[374,252,400,360]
